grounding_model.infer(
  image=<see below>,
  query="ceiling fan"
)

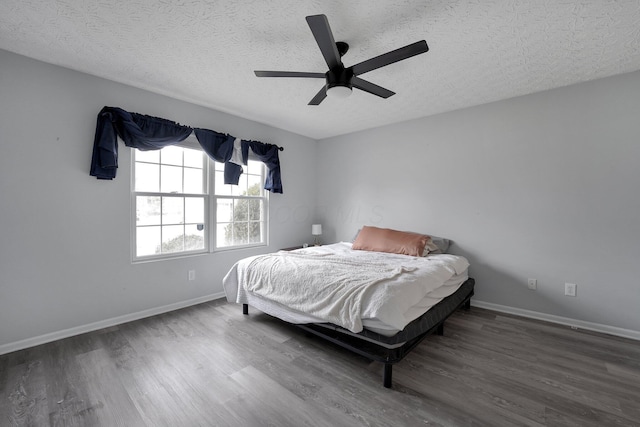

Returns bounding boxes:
[254,14,429,105]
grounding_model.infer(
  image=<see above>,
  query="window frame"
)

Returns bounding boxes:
[130,138,269,263]
[212,159,269,251]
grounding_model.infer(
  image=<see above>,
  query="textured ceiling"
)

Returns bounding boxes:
[1,0,640,139]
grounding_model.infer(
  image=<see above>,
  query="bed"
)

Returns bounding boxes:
[222,226,475,388]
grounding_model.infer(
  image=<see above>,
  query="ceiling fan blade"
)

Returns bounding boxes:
[306,14,343,70]
[308,86,327,105]
[351,40,429,76]
[255,71,325,78]
[351,77,395,98]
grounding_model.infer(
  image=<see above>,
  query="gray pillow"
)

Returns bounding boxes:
[428,235,450,254]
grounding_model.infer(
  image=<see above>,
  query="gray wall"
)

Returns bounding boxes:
[0,50,317,350]
[316,70,640,335]
[2,47,639,352]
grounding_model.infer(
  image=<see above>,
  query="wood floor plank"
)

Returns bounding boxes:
[98,327,203,426]
[284,332,472,426]
[432,338,621,410]
[405,346,548,424]
[74,347,147,426]
[3,357,48,426]
[113,319,244,426]
[230,365,345,427]
[443,320,640,403]
[1,303,639,426]
[395,354,546,426]
[421,328,636,423]
[42,336,102,427]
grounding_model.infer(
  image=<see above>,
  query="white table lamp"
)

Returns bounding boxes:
[312,224,322,246]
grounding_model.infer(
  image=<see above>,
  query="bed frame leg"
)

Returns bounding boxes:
[383,363,393,388]
[242,304,248,315]
[436,323,444,336]
[464,299,471,311]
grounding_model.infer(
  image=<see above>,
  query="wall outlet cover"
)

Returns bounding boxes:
[565,282,577,297]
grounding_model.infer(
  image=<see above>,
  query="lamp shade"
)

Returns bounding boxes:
[311,224,322,236]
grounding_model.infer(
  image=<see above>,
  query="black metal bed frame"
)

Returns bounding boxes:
[241,278,474,388]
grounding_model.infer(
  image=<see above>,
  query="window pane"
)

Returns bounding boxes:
[248,199,262,221]
[136,196,161,226]
[137,226,161,256]
[249,222,262,243]
[161,165,183,193]
[216,199,233,223]
[136,150,159,163]
[215,171,231,195]
[238,173,249,189]
[185,225,205,251]
[183,149,203,168]
[162,197,184,225]
[184,167,204,194]
[135,162,160,192]
[247,175,262,196]
[161,146,183,166]
[233,199,248,221]
[247,160,262,175]
[161,225,184,253]
[233,222,248,245]
[232,175,248,196]
[185,197,204,224]
[217,223,232,247]
[214,161,225,172]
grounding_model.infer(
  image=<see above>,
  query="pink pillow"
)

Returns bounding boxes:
[352,226,430,257]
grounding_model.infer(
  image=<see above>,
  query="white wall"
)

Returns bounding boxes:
[0,50,317,351]
[316,70,640,335]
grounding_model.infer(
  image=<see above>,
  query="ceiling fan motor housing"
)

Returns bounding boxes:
[326,67,353,90]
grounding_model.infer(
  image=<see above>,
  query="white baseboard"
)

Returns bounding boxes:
[472,300,640,341]
[3,295,637,356]
[0,292,226,356]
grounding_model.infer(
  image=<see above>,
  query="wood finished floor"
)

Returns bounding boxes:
[1,300,639,427]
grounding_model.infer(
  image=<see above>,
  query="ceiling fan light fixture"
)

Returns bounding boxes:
[327,85,352,98]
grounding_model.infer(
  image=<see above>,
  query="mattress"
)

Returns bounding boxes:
[223,242,469,336]
[308,278,475,347]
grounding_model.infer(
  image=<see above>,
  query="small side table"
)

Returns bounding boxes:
[280,245,306,251]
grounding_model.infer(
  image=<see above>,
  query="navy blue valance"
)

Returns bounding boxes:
[90,106,283,193]
[193,128,245,187]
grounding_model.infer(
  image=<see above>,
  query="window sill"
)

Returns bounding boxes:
[132,249,210,264]
[213,242,267,253]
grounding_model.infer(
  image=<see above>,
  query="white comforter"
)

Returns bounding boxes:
[223,242,469,334]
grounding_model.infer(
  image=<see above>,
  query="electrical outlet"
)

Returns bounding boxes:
[527,278,537,290]
[188,270,196,281]
[565,282,577,297]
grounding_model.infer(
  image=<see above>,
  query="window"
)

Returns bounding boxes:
[132,143,267,261]
[213,159,267,249]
